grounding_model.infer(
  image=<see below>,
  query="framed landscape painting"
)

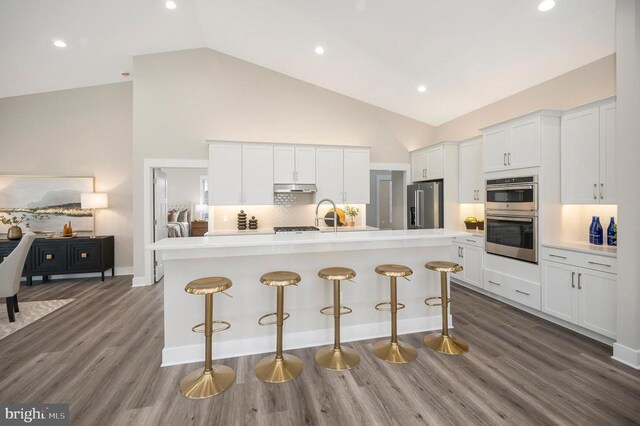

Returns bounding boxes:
[0,176,95,234]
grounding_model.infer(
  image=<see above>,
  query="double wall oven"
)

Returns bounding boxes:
[485,176,538,263]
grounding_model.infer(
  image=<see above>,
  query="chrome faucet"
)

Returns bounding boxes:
[315,199,338,233]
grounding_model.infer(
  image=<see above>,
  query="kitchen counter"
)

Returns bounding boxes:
[318,225,379,232]
[205,226,379,236]
[149,229,466,366]
[542,241,617,258]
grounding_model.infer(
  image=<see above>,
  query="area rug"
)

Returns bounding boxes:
[0,299,74,340]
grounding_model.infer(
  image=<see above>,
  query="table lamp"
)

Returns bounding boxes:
[81,193,108,238]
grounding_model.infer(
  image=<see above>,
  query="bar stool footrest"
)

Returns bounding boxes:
[375,301,406,311]
[191,320,231,334]
[424,296,450,307]
[320,305,353,316]
[258,312,290,326]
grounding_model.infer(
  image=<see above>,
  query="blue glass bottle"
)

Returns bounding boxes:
[607,217,617,246]
[593,216,603,245]
[589,216,596,244]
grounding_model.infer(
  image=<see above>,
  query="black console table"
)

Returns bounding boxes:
[0,236,114,285]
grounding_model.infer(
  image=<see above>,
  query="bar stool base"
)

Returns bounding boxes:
[180,366,235,399]
[315,346,360,370]
[255,353,303,383]
[372,340,417,364]
[424,333,469,355]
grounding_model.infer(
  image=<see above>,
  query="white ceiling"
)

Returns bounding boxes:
[0,0,615,125]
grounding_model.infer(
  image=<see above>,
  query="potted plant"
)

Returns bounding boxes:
[1,213,29,240]
[345,205,360,227]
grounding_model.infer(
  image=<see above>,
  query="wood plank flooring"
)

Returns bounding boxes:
[1,276,639,425]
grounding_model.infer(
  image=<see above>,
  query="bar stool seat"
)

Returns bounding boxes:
[424,261,468,355]
[180,276,234,399]
[373,264,417,364]
[315,267,359,370]
[255,271,303,383]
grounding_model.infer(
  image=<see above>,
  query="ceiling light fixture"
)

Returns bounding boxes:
[314,46,325,55]
[417,85,427,93]
[53,40,67,48]
[165,1,177,10]
[538,0,555,12]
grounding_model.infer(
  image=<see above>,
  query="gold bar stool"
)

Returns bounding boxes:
[180,277,235,399]
[373,264,417,363]
[424,261,469,355]
[315,267,360,371]
[255,271,303,383]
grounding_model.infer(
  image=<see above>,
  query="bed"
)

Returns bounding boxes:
[167,204,192,237]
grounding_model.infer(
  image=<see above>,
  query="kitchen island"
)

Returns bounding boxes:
[149,229,467,366]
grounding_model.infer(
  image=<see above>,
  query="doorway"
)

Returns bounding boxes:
[366,167,407,230]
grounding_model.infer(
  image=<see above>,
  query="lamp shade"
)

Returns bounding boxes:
[81,193,108,209]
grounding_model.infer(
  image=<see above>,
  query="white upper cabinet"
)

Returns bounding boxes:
[242,144,274,205]
[561,99,616,204]
[316,147,344,202]
[209,143,243,205]
[411,149,428,182]
[411,143,444,183]
[425,145,444,180]
[273,145,316,184]
[343,148,370,204]
[483,116,542,172]
[458,137,483,203]
[208,142,273,206]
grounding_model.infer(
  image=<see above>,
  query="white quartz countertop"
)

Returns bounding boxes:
[205,226,379,236]
[542,241,617,258]
[149,229,466,252]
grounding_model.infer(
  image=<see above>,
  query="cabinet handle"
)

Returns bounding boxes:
[460,247,464,258]
[593,184,597,200]
[600,183,604,200]
[81,252,88,258]
[503,153,507,166]
[571,272,575,288]
[508,152,511,165]
[45,254,53,260]
[488,280,501,286]
[515,289,530,296]
[587,261,611,268]
[577,272,582,290]
[466,239,476,243]
[474,190,477,200]
[548,254,567,259]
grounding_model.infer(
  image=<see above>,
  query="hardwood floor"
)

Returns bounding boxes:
[1,276,639,426]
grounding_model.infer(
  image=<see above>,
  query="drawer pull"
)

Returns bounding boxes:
[466,239,476,243]
[588,261,611,268]
[515,289,530,296]
[548,254,567,259]
[45,254,54,260]
[80,252,88,258]
[488,280,501,286]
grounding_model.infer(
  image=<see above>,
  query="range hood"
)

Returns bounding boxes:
[273,183,317,193]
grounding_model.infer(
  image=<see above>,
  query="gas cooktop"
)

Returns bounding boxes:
[273,226,320,233]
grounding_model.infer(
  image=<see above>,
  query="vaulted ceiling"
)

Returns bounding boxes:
[0,0,615,125]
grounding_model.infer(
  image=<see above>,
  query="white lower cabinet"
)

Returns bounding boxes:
[542,257,616,339]
[483,268,541,310]
[451,236,483,289]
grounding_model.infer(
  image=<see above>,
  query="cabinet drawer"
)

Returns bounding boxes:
[31,242,67,273]
[68,241,102,271]
[483,268,540,309]
[483,269,509,298]
[454,235,484,247]
[541,246,617,274]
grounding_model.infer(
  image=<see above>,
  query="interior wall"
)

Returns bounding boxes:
[0,82,133,272]
[163,167,207,208]
[432,54,616,143]
[132,48,435,281]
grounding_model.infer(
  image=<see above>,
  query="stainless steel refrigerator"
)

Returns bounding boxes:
[407,180,443,229]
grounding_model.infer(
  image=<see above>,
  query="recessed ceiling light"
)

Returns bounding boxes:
[165,1,177,10]
[417,85,427,93]
[314,46,325,55]
[121,72,130,77]
[538,0,555,12]
[53,40,67,48]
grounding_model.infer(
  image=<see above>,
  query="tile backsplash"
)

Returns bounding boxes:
[210,202,366,231]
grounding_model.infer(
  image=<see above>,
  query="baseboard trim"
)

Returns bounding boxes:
[612,343,640,369]
[132,276,154,287]
[452,278,615,346]
[161,314,451,367]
